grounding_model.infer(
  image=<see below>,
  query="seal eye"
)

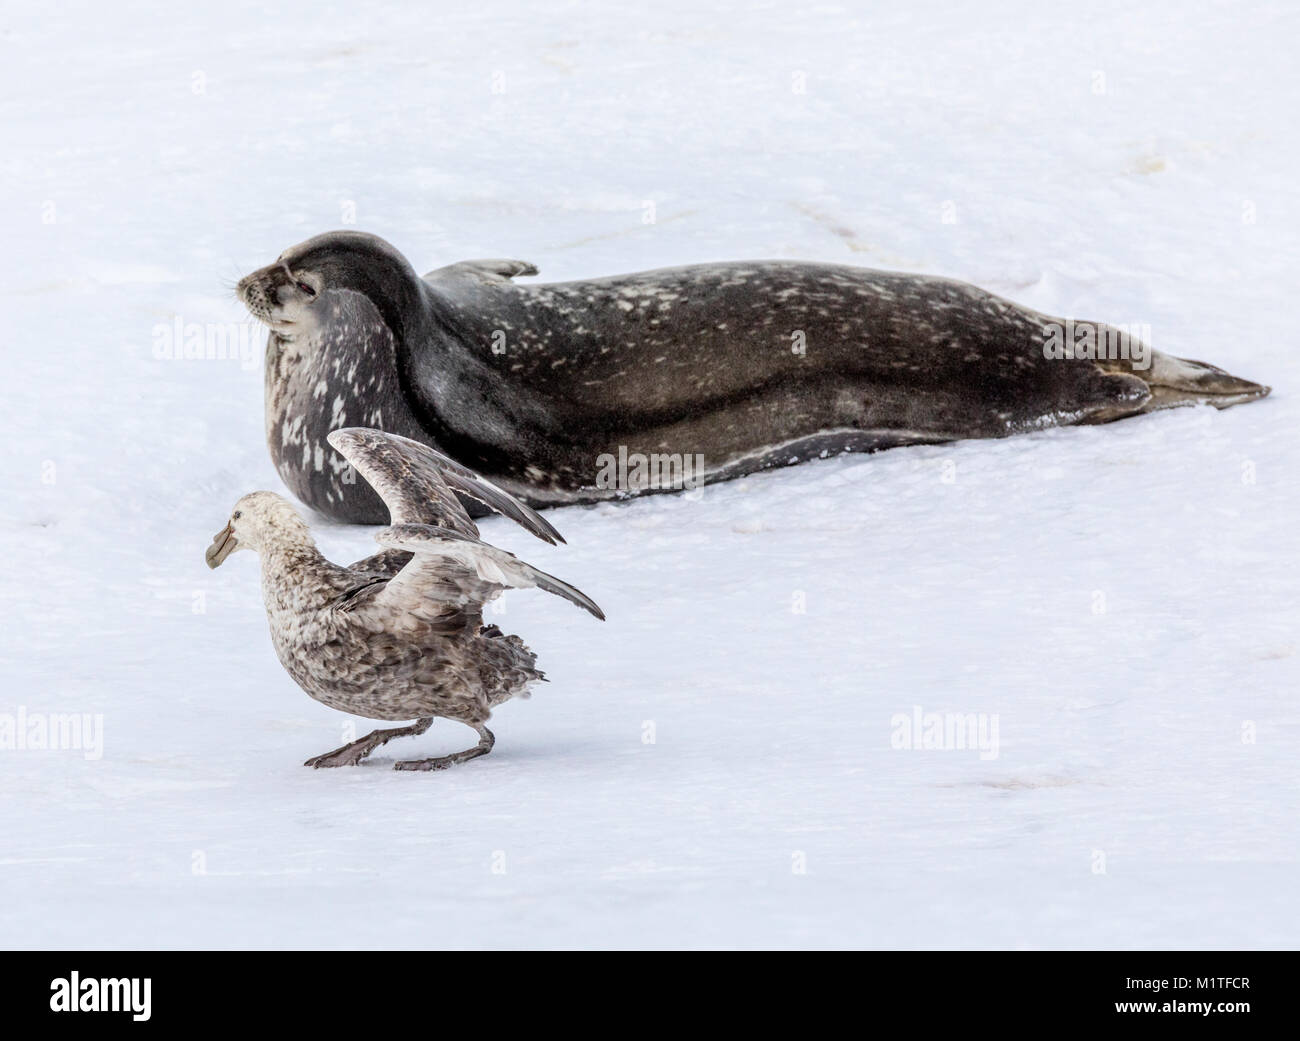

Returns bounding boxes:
[296,281,316,297]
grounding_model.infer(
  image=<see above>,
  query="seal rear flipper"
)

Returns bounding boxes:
[1094,349,1271,414]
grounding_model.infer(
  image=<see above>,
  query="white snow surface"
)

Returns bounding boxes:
[1,0,1297,949]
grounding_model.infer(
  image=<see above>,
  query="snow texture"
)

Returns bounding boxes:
[0,0,1296,949]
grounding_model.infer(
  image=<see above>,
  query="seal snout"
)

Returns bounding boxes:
[237,273,273,321]
[237,262,317,334]
[238,277,296,332]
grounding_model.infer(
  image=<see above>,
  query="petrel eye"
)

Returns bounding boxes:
[232,511,242,520]
[296,281,316,297]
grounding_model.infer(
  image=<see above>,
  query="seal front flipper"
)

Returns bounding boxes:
[424,259,539,283]
[1070,371,1155,424]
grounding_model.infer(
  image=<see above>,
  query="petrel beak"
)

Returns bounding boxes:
[205,523,237,569]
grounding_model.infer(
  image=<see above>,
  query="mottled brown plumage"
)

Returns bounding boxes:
[205,428,603,771]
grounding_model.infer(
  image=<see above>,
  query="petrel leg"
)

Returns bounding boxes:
[393,725,495,772]
[305,717,434,768]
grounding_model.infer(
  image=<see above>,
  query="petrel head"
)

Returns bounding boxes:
[205,491,311,568]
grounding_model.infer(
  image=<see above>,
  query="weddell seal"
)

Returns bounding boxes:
[237,231,1270,523]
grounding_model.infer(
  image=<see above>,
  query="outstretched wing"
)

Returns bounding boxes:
[325,428,599,624]
[326,428,563,544]
[372,524,604,621]
[326,427,477,539]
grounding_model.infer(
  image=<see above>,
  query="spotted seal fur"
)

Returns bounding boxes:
[237,231,1269,522]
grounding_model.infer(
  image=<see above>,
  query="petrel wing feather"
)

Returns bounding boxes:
[372,523,604,620]
[326,428,477,536]
[326,427,564,545]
